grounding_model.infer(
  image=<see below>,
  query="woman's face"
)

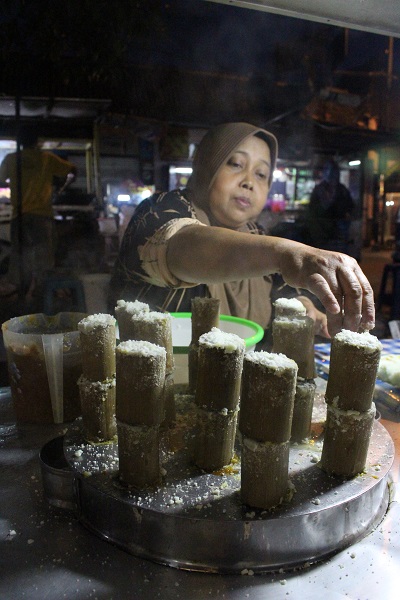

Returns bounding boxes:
[208,135,271,228]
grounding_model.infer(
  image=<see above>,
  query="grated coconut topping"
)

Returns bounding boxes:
[274,297,306,315]
[116,339,166,357]
[198,327,245,352]
[78,313,115,332]
[245,350,297,372]
[115,299,150,315]
[335,329,382,351]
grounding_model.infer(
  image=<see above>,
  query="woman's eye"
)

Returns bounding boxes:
[228,159,242,169]
[256,171,268,180]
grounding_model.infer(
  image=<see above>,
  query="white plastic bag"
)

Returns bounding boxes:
[389,320,400,339]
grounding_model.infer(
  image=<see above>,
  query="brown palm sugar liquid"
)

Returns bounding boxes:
[7,342,82,424]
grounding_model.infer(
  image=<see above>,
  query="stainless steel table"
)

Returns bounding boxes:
[1,384,399,600]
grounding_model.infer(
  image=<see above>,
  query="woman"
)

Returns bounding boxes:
[110,122,374,339]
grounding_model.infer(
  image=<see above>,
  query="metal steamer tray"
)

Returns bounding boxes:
[62,386,395,574]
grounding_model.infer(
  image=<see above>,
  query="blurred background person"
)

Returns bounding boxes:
[306,159,354,254]
[0,127,77,309]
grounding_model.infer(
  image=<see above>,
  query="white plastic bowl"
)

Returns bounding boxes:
[170,312,264,384]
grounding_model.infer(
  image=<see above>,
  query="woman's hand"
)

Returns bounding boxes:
[277,242,375,337]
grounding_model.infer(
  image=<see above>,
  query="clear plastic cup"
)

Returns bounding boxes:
[2,312,87,424]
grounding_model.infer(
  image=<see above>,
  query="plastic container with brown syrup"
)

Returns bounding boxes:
[2,312,87,424]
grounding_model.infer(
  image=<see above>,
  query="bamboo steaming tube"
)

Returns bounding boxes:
[321,404,376,478]
[116,340,167,488]
[194,327,245,471]
[116,340,166,426]
[239,352,297,443]
[272,315,315,380]
[77,314,117,443]
[117,421,161,489]
[291,379,316,443]
[272,306,316,441]
[325,330,382,412]
[321,330,382,478]
[77,377,116,443]
[195,328,244,412]
[117,310,173,372]
[115,306,175,423]
[239,351,297,509]
[188,297,220,392]
[115,299,150,342]
[78,314,116,382]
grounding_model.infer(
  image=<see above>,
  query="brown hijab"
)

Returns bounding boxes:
[185,122,278,328]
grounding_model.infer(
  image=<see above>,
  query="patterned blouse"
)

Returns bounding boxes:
[109,189,208,312]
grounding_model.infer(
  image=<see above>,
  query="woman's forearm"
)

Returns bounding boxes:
[166,224,283,283]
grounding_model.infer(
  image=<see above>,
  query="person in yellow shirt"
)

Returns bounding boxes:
[0,128,76,306]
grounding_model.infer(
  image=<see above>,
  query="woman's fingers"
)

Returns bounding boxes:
[277,242,375,337]
[305,273,344,336]
[351,266,375,331]
[311,309,330,338]
[337,263,375,332]
[336,257,375,332]
[306,271,341,315]
[316,313,330,338]
[297,251,375,337]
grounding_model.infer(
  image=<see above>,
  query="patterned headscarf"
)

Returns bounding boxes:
[186,122,278,216]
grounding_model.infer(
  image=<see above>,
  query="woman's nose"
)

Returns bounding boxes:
[241,178,253,190]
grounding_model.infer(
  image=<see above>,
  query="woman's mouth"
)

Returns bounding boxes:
[234,196,251,209]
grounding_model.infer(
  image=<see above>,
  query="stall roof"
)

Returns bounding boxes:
[0,97,111,119]
[0,97,112,148]
[208,0,400,38]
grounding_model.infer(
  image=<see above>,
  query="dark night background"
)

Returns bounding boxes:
[0,0,399,158]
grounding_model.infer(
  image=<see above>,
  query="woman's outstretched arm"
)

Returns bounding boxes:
[167,224,374,337]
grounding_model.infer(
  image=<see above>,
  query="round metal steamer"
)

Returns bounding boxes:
[63,391,395,574]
